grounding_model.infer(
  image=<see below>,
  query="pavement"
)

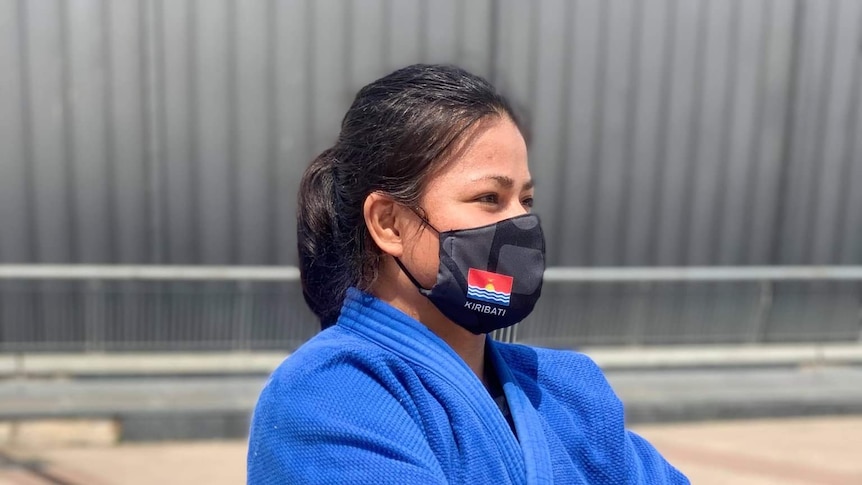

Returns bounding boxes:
[0,416,860,484]
[0,440,246,485]
[632,417,862,485]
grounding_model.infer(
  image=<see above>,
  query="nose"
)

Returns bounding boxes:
[503,200,530,220]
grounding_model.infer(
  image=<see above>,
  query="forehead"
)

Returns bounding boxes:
[430,117,529,182]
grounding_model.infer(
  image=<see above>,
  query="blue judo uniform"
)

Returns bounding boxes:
[248,288,689,484]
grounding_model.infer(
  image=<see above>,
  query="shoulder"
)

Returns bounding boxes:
[248,325,444,483]
[264,325,391,384]
[252,325,416,420]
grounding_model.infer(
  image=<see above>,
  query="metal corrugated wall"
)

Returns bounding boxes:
[1,0,861,267]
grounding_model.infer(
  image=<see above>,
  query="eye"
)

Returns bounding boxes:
[475,193,499,204]
[521,196,534,208]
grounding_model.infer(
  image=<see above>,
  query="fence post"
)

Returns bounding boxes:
[627,282,651,346]
[491,323,518,344]
[234,280,253,351]
[857,282,862,342]
[83,280,105,352]
[750,280,773,343]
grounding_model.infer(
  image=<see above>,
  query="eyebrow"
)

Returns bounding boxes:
[472,175,534,191]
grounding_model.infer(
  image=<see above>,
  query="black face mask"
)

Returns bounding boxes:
[395,213,546,335]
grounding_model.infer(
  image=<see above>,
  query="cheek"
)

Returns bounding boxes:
[405,228,441,287]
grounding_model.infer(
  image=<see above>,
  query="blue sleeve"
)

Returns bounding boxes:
[246,361,448,485]
[518,345,690,484]
[626,430,690,484]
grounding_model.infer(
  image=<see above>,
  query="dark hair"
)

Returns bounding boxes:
[297,64,522,327]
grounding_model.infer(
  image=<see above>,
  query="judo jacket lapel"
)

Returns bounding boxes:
[339,288,535,483]
[489,340,554,485]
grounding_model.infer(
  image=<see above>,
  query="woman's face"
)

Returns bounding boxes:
[401,116,533,288]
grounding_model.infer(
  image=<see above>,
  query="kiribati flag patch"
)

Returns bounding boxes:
[466,268,513,306]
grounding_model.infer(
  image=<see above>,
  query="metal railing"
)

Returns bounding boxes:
[521,266,862,347]
[0,266,313,352]
[1,265,860,352]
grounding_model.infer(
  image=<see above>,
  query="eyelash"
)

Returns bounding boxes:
[476,194,499,204]
[475,193,534,208]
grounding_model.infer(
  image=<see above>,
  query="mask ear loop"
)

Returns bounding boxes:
[408,206,441,234]
[393,257,429,291]
[393,206,441,292]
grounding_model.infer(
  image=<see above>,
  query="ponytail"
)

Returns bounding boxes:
[296,150,350,327]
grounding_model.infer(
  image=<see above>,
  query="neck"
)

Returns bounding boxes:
[423,316,488,383]
[371,263,488,384]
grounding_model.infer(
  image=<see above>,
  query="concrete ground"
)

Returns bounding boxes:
[0,440,245,485]
[0,416,860,484]
[633,416,862,485]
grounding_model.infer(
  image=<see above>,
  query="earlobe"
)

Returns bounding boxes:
[363,192,403,258]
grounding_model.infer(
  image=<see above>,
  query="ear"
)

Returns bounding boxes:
[363,192,404,258]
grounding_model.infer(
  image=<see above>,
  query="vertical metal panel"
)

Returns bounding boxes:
[59,1,81,263]
[542,0,579,266]
[835,2,862,264]
[108,0,148,263]
[840,43,862,264]
[195,0,233,264]
[624,0,669,266]
[718,0,769,265]
[273,0,309,265]
[800,0,842,264]
[551,0,585,266]
[779,0,829,264]
[615,0,647,267]
[98,0,119,262]
[387,0,422,69]
[747,0,796,265]
[593,0,638,266]
[456,0,492,76]
[494,0,534,112]
[25,0,71,263]
[654,0,704,265]
[67,0,111,263]
[160,0,195,263]
[0,0,860,268]
[348,0,386,89]
[811,0,862,263]
[0,0,28,349]
[309,0,350,156]
[0,0,29,262]
[528,0,571,265]
[235,0,272,265]
[424,0,459,64]
[142,0,165,264]
[687,0,736,265]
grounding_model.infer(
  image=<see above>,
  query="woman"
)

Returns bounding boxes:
[248,64,688,484]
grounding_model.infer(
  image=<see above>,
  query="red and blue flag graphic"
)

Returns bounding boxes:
[466,268,513,306]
